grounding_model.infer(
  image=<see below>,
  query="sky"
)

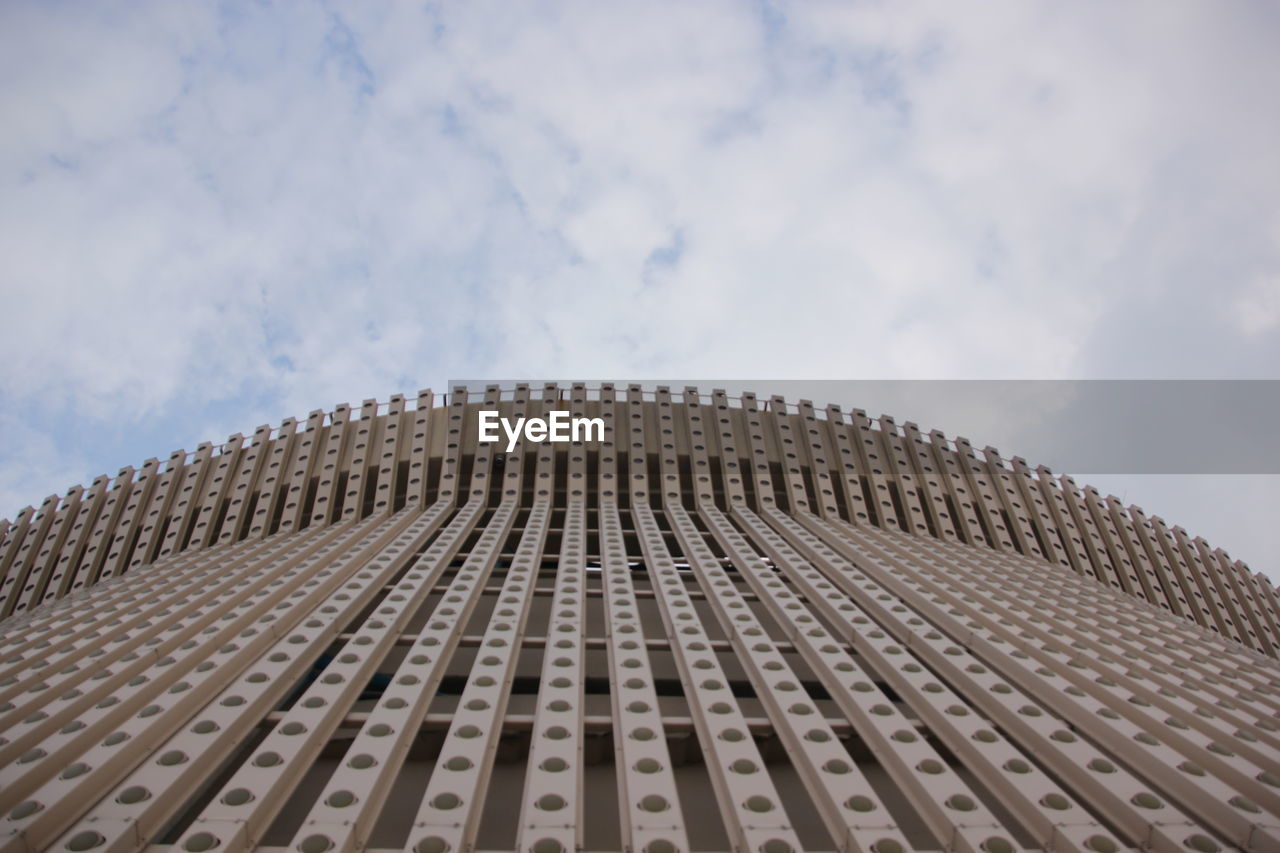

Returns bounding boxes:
[1,2,1278,578]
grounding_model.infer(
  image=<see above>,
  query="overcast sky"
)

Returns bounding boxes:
[1,2,1277,579]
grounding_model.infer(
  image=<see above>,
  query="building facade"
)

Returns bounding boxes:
[0,383,1277,853]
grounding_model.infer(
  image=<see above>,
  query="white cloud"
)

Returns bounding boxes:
[1233,275,1280,337]
[0,1,1277,576]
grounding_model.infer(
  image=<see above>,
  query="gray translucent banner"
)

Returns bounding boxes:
[447,379,1280,475]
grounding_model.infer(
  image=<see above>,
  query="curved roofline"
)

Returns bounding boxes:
[1,382,1275,654]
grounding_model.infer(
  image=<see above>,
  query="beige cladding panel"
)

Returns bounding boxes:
[0,384,1277,853]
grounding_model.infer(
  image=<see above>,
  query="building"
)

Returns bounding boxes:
[0,382,1277,853]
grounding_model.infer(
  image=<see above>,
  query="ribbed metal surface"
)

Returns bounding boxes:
[0,382,1277,853]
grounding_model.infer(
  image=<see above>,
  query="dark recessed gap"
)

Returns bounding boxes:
[155,724,270,843]
[259,736,355,846]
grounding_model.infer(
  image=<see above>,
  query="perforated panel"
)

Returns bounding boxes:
[1,384,1277,853]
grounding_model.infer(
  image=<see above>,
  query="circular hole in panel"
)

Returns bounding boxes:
[845,795,875,812]
[431,793,461,810]
[1039,792,1072,814]
[66,832,105,851]
[327,791,356,808]
[1229,795,1260,814]
[222,788,253,806]
[9,801,42,819]
[1131,793,1162,809]
[639,794,669,812]
[537,794,566,811]
[298,836,333,853]
[254,752,282,768]
[184,832,219,851]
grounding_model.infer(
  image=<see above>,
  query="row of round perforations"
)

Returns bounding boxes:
[64,511,428,853]
[1111,493,1192,617]
[405,389,434,506]
[1017,458,1089,574]
[215,425,271,546]
[823,518,1253,853]
[1082,483,1154,603]
[371,394,406,516]
[979,444,1041,559]
[738,392,775,511]
[732,505,1018,853]
[1006,455,1066,567]
[409,386,547,853]
[188,437,242,551]
[699,502,924,853]
[774,512,1116,852]
[515,383,591,853]
[0,530,276,752]
[40,475,110,606]
[282,499,491,853]
[0,523,331,799]
[172,509,445,853]
[793,399,840,520]
[925,428,986,545]
[156,442,215,560]
[637,389,800,853]
[870,415,930,535]
[991,541,1280,770]
[636,505,799,853]
[953,436,1014,552]
[124,450,183,571]
[0,507,35,587]
[306,404,349,526]
[886,522,1280,820]
[846,408,900,530]
[710,389,747,507]
[2,386,1273,657]
[247,420,295,538]
[340,400,380,520]
[1132,504,1216,625]
[660,413,912,853]
[594,384,691,853]
[681,390,912,850]
[995,516,1280,701]
[898,420,959,541]
[8,488,84,614]
[1194,537,1272,656]
[948,525,1280,761]
[276,410,326,535]
[2,512,396,851]
[0,510,259,678]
